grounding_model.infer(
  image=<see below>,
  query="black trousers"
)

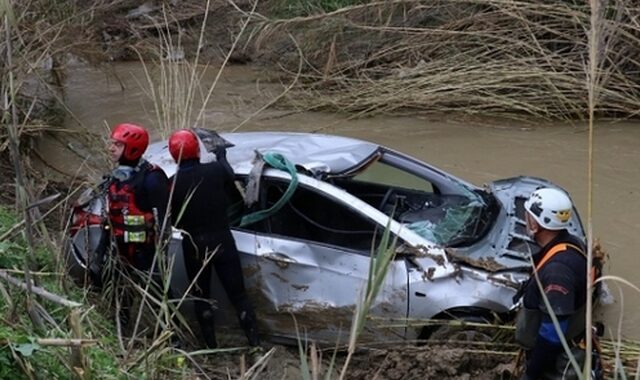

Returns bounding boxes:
[182,229,259,347]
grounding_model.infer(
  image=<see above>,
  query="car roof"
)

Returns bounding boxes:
[145,131,380,178]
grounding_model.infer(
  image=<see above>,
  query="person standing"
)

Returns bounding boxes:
[105,122,171,328]
[515,188,601,380]
[168,129,259,348]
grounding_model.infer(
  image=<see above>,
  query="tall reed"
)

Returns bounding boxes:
[339,222,397,379]
[251,0,640,121]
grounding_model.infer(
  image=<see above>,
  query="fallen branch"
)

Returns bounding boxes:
[0,338,98,347]
[0,270,82,308]
[37,338,97,347]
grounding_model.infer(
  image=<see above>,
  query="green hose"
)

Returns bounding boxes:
[237,152,299,227]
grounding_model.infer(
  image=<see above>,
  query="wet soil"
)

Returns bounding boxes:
[180,337,517,379]
[348,345,514,380]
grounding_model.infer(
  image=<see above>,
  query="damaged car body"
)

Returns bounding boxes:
[67,130,586,344]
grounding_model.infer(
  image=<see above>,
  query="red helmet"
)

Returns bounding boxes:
[169,129,200,162]
[110,123,149,161]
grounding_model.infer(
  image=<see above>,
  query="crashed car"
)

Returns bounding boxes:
[67,129,585,344]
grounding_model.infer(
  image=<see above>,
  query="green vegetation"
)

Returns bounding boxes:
[0,206,123,379]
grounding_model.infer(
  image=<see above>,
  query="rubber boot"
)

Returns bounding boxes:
[198,309,218,349]
[238,309,260,347]
[117,289,132,335]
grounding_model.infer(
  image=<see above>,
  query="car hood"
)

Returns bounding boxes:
[446,176,585,272]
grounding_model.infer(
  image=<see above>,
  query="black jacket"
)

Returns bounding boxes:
[170,159,235,234]
[523,230,587,316]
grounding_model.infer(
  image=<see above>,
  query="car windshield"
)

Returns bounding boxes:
[334,155,495,247]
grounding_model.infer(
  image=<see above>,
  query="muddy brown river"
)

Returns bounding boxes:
[42,62,640,339]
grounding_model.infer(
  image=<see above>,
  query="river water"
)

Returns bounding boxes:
[45,62,640,339]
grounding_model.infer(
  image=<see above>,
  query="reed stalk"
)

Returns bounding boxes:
[339,222,397,379]
[251,0,640,121]
[2,0,44,330]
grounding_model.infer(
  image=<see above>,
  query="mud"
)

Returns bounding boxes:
[448,251,507,272]
[348,345,514,380]
[193,341,516,379]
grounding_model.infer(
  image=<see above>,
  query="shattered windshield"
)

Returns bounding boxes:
[338,156,492,247]
[403,197,487,246]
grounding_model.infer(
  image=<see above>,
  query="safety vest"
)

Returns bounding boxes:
[107,164,158,251]
[515,242,592,349]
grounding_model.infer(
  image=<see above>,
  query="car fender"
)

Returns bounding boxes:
[406,266,519,338]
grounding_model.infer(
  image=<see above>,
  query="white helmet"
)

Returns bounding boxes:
[524,188,573,230]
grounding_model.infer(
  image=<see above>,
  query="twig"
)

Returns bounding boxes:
[268,0,423,25]
[39,338,97,347]
[0,187,80,242]
[0,338,98,347]
[68,309,86,378]
[0,270,82,308]
[125,330,172,370]
[3,5,43,330]
[242,347,277,380]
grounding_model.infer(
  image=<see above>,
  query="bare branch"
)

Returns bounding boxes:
[0,270,82,308]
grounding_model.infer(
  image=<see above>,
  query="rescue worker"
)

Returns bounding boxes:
[168,129,259,348]
[106,122,171,328]
[515,188,602,380]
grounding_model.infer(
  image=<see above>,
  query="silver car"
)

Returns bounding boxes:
[68,129,585,344]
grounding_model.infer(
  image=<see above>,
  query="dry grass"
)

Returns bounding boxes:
[250,0,640,121]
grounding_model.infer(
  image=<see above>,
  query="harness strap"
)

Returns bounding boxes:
[535,243,584,271]
[535,243,596,283]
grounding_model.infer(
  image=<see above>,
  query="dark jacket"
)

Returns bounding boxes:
[170,159,235,234]
[523,230,587,316]
[516,230,588,379]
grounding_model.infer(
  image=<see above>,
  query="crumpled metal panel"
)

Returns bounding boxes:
[247,233,410,343]
[488,177,585,263]
[406,263,529,338]
[222,132,379,175]
[144,131,379,179]
[446,176,586,270]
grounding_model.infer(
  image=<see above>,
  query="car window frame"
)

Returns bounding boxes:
[237,169,437,258]
[378,149,480,196]
[259,176,396,257]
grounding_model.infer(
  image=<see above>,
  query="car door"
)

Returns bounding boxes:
[247,175,410,344]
